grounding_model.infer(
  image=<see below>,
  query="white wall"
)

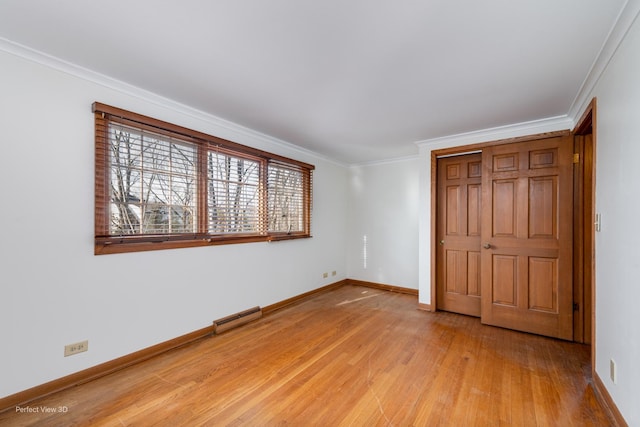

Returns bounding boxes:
[587,10,640,425]
[346,159,420,289]
[0,48,348,398]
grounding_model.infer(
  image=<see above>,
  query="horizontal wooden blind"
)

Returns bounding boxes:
[267,161,306,234]
[109,123,199,236]
[207,150,262,234]
[93,102,314,254]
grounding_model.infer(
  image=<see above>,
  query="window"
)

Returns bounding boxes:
[108,123,198,236]
[207,150,261,234]
[267,161,307,234]
[94,103,313,254]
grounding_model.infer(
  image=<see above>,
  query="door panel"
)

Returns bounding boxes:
[446,186,460,234]
[468,184,481,236]
[492,180,517,236]
[480,136,573,340]
[492,255,517,305]
[445,250,464,293]
[467,252,481,296]
[437,153,482,317]
[528,257,557,312]
[529,177,557,238]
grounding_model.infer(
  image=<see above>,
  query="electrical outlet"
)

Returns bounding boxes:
[332,271,337,276]
[610,359,617,384]
[322,272,328,278]
[64,340,88,357]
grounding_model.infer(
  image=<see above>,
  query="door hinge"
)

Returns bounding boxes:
[573,153,580,164]
[573,302,579,311]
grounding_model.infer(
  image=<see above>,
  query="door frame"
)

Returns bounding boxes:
[430,104,596,345]
[572,98,596,356]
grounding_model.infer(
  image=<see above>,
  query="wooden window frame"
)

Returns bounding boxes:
[94,102,314,255]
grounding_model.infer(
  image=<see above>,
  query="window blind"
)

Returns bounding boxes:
[109,123,198,236]
[268,161,306,234]
[93,102,314,254]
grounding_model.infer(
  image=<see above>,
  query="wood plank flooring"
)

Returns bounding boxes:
[0,285,615,426]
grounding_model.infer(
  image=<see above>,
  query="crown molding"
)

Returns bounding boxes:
[569,0,640,120]
[415,115,573,151]
[0,37,343,167]
[349,154,420,168]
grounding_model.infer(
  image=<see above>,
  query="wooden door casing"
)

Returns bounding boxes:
[573,131,594,344]
[436,153,482,317]
[480,136,573,340]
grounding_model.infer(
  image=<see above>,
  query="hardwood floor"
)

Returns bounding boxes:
[0,285,614,426]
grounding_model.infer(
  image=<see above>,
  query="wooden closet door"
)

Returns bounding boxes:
[480,136,573,340]
[436,153,482,317]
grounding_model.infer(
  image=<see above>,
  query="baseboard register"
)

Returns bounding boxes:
[213,306,263,334]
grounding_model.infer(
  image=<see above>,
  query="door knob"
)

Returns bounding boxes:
[483,243,491,249]
[439,240,445,246]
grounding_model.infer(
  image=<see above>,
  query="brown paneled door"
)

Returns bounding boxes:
[436,153,482,317]
[480,136,573,340]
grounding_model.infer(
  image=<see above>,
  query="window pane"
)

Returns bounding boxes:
[207,151,260,234]
[268,163,304,233]
[108,124,197,235]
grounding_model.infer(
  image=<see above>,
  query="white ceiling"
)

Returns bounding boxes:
[0,1,628,163]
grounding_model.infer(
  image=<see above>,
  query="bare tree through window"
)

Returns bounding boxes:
[268,164,304,233]
[207,151,260,234]
[109,124,197,235]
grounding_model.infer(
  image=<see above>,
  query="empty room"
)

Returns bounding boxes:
[1,1,639,425]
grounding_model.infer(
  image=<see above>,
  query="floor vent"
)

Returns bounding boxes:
[213,306,262,334]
